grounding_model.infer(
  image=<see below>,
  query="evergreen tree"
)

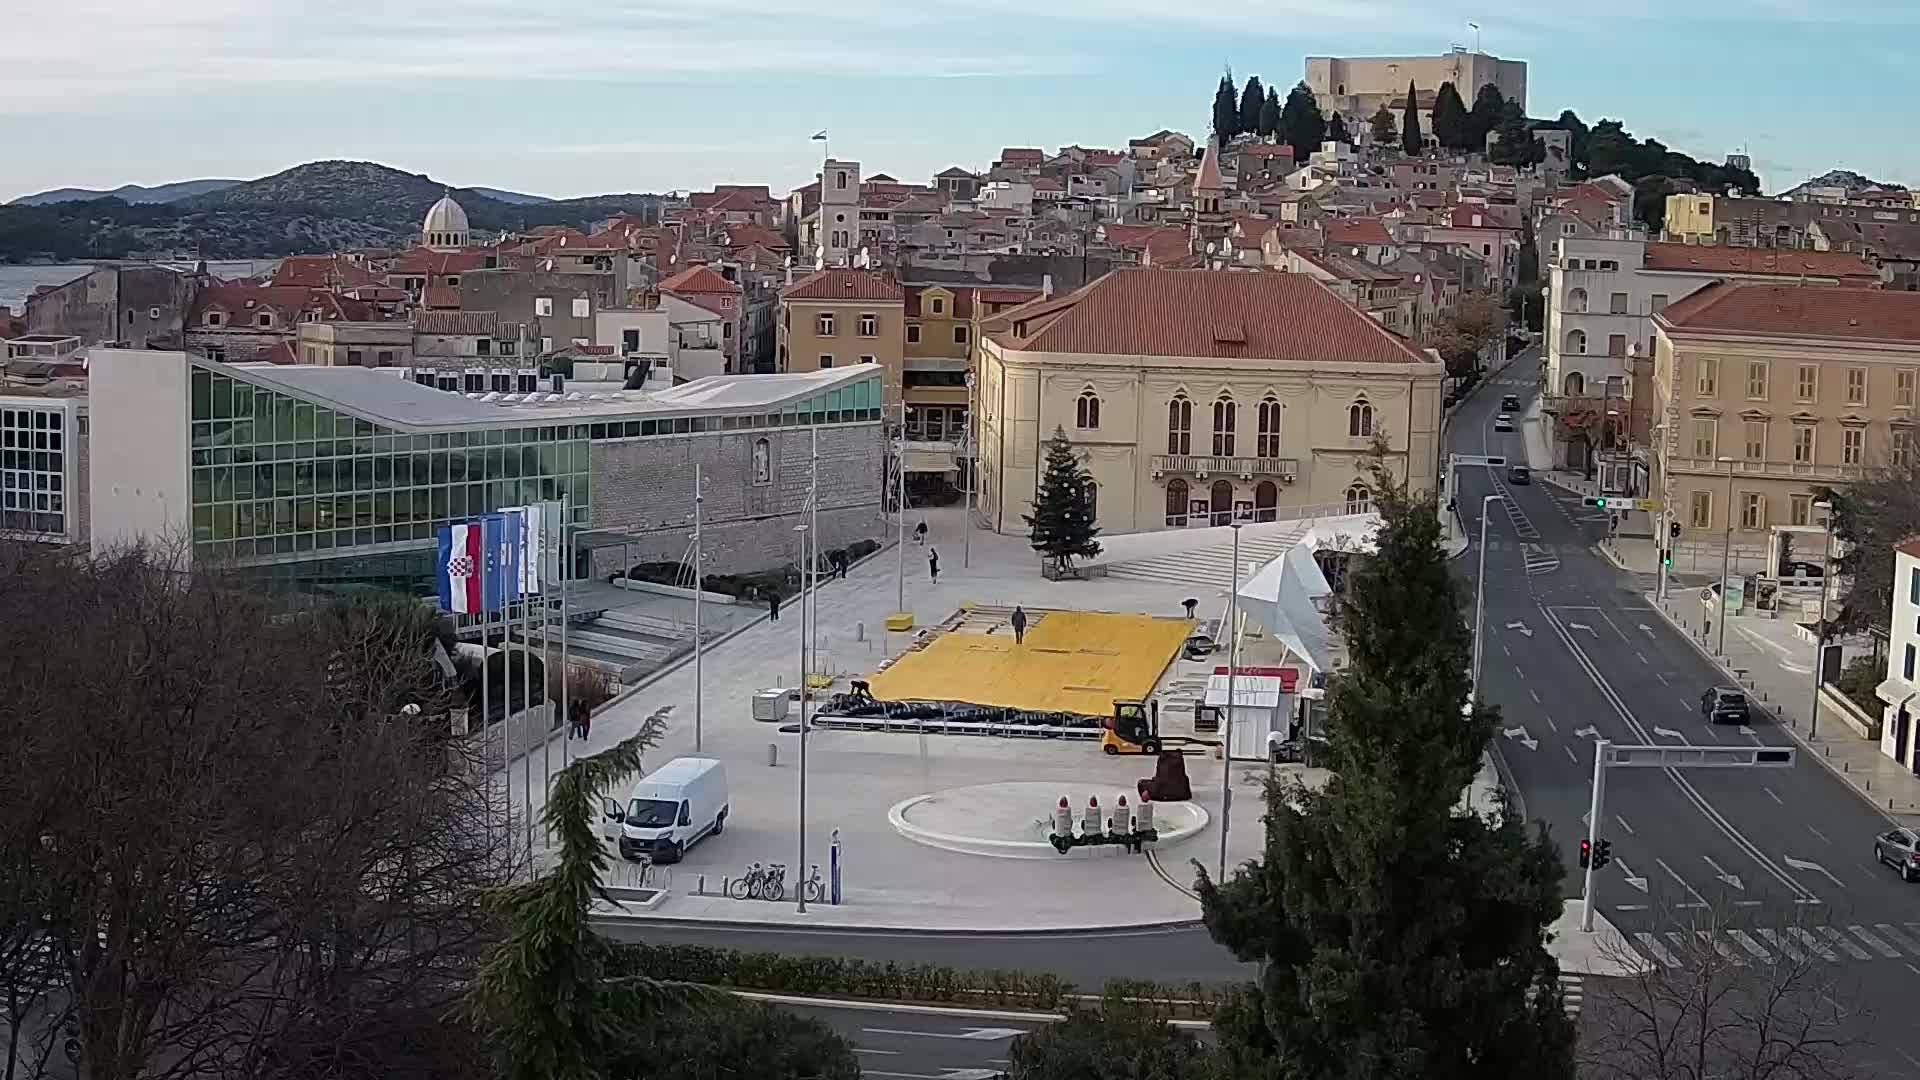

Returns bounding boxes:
[1368,104,1398,147]
[1516,213,1540,286]
[1401,81,1423,156]
[1430,81,1470,150]
[1197,460,1576,1080]
[1489,101,1544,167]
[1466,82,1507,151]
[1023,428,1102,575]
[1276,81,1326,157]
[1212,73,1240,143]
[1327,111,1350,146]
[1260,86,1282,139]
[1239,75,1266,141]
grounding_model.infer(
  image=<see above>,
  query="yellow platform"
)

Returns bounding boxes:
[884,612,915,631]
[867,610,1192,717]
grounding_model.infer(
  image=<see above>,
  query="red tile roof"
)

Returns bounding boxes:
[1238,142,1297,159]
[386,247,490,275]
[1642,242,1878,281]
[998,148,1044,164]
[191,283,376,326]
[271,255,381,289]
[421,286,461,310]
[416,311,500,336]
[1445,205,1513,229]
[783,269,904,303]
[721,223,789,251]
[660,264,742,296]
[1896,535,1920,561]
[1326,217,1393,247]
[1657,281,1920,345]
[986,269,1433,365]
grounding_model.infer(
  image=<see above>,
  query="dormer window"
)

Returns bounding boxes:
[205,311,224,327]
[256,312,274,328]
[931,296,945,315]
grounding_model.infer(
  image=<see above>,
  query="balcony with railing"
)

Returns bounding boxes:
[1660,455,1869,484]
[1150,454,1299,481]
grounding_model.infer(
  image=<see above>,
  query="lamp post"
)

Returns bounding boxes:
[1219,520,1243,882]
[1717,455,1736,656]
[796,429,820,914]
[1471,494,1505,696]
[1809,500,1835,737]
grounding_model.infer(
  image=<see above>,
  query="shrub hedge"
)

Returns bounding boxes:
[608,942,1224,1019]
[618,538,887,603]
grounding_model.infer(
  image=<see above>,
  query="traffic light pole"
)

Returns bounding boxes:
[1581,739,1609,932]
[1657,512,1672,601]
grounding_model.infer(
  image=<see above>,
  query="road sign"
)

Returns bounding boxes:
[1449,454,1507,468]
[1603,744,1794,769]
[1635,498,1663,512]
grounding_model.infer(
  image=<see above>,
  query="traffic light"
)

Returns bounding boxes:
[1670,520,1681,539]
[1578,839,1591,868]
[1594,839,1613,870]
[1661,548,1672,567]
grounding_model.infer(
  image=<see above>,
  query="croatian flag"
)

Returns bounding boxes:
[435,521,487,614]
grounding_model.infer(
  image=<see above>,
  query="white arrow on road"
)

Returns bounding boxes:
[1638,623,1656,636]
[1653,726,1687,740]
[864,1028,1027,1042]
[1573,725,1599,739]
[1702,855,1745,891]
[1615,859,1649,893]
[1506,621,1534,638]
[1502,726,1538,751]
[1740,726,1758,738]
[1781,855,1845,891]
[1568,622,1597,635]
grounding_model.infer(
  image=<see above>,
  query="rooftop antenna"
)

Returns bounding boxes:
[1468,22,1481,52]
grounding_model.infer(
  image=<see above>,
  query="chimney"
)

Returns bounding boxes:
[1042,273,1054,299]
[550,373,565,394]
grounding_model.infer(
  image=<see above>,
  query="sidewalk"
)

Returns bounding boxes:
[1646,588,1920,823]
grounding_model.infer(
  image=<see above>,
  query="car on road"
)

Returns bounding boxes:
[1507,464,1530,484]
[1875,828,1920,882]
[1699,686,1751,725]
[1493,414,1514,432]
[1501,394,1521,411]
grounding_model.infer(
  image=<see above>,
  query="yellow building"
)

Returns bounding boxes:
[1663,192,1717,245]
[1653,281,1920,571]
[975,268,1445,535]
[898,284,1044,486]
[776,269,904,405]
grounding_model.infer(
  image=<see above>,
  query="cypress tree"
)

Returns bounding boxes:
[1401,81,1423,156]
[1213,73,1240,143]
[1260,86,1282,139]
[1327,112,1350,146]
[1467,83,1507,150]
[1430,81,1470,150]
[1239,76,1266,141]
[1198,460,1575,1080]
[1368,105,1398,147]
[1277,81,1326,158]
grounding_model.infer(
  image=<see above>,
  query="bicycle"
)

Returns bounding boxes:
[761,862,788,901]
[799,863,825,904]
[728,862,765,900]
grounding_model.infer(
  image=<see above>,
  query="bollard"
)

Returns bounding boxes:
[1082,796,1103,838]
[697,874,706,895]
[768,742,779,767]
[856,621,865,643]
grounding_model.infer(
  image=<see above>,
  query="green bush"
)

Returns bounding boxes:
[1834,655,1883,714]
[608,942,1222,1015]
[621,560,799,602]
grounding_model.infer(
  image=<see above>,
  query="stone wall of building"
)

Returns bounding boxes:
[586,421,886,577]
[27,267,199,349]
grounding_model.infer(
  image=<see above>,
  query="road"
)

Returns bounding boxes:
[782,1001,1048,1079]
[1454,350,1920,1077]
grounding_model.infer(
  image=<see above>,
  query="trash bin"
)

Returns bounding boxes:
[753,689,791,723]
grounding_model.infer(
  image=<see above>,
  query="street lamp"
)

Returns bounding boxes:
[1809,500,1835,737]
[1717,455,1736,657]
[1471,494,1506,696]
[1219,520,1243,883]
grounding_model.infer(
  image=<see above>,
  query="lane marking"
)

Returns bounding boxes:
[1636,651,1649,665]
[1786,927,1839,962]
[1565,745,1579,764]
[1655,672,1669,685]
[1541,605,1820,905]
[1529,688,1541,703]
[1634,931,1679,967]
[1808,825,1830,845]
[1756,929,1808,963]
[1615,814,1635,836]
[1727,929,1772,961]
[1656,857,1711,907]
[1818,926,1872,961]
[1765,787,1784,805]
[1876,923,1920,955]
[1545,715,1559,733]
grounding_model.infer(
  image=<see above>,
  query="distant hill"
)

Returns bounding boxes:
[0,160,661,263]
[469,186,553,205]
[10,179,242,206]
[1780,169,1906,199]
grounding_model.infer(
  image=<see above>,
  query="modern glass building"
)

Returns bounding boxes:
[88,350,886,601]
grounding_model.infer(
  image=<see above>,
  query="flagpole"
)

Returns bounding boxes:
[476,527,493,849]
[538,504,553,847]
[798,427,818,913]
[693,465,705,755]
[560,496,572,771]
[520,511,535,866]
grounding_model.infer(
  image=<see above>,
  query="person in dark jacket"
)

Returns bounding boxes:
[1010,605,1028,644]
[928,548,940,582]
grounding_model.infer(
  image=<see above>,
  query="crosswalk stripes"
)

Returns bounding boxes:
[1617,922,1920,970]
[1522,542,1560,575]
[1558,974,1583,1019]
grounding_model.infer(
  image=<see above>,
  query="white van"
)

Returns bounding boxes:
[601,757,729,864]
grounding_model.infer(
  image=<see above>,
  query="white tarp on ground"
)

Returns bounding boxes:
[1234,517,1382,674]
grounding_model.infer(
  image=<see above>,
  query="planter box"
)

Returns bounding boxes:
[1818,684,1882,741]
[612,576,737,605]
[1041,562,1109,581]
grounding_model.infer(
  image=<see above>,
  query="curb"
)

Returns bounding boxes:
[1641,592,1910,825]
[589,912,1210,937]
[729,990,1213,1029]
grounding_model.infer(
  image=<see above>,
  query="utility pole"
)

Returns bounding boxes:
[798,429,819,913]
[693,465,704,753]
[1219,521,1242,882]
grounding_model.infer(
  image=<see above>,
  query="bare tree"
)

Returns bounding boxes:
[1581,903,1861,1080]
[0,543,509,1080]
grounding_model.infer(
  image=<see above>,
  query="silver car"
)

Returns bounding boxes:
[1875,827,1920,882]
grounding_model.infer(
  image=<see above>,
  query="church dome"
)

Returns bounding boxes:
[422,195,470,249]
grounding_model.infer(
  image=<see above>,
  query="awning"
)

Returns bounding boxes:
[1876,676,1920,708]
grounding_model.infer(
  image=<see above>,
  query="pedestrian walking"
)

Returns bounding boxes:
[768,592,781,621]
[914,520,928,545]
[928,548,940,583]
[1182,597,1198,619]
[1010,605,1028,645]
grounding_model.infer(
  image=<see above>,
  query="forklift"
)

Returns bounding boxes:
[1101,699,1162,755]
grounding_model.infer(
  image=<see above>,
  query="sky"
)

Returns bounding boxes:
[2,0,1915,203]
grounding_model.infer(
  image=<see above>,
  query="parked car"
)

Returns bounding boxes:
[1875,828,1920,882]
[1699,686,1751,725]
[602,756,729,863]
[1501,394,1521,411]
[1493,414,1515,432]
[1507,465,1531,484]
[1778,560,1826,582]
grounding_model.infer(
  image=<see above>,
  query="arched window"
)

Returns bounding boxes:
[1254,480,1278,522]
[1345,483,1372,515]
[1563,371,1586,395]
[1212,395,1236,456]
[1165,478,1189,526]
[1167,395,1192,455]
[1348,398,1374,438]
[1566,287,1588,313]
[1565,329,1587,355]
[1256,396,1282,457]
[1210,480,1234,526]
[1076,390,1101,430]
